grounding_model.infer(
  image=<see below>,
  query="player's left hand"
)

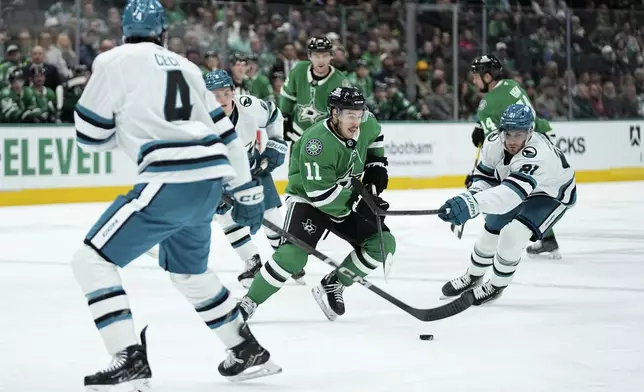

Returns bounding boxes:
[230,179,265,234]
[438,192,480,225]
[215,198,232,215]
[260,137,288,172]
[362,155,388,195]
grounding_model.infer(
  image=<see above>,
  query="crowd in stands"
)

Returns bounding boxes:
[0,0,643,123]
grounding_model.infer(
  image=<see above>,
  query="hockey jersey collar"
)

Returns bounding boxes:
[323,119,360,148]
[307,64,336,86]
[230,105,239,125]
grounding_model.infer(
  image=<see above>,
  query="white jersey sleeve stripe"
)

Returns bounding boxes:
[75,103,116,129]
[219,129,237,145]
[509,172,537,189]
[501,179,529,200]
[76,129,117,150]
[368,133,384,149]
[137,134,223,164]
[209,107,226,123]
[263,100,279,127]
[74,103,117,150]
[475,162,495,177]
[280,89,296,101]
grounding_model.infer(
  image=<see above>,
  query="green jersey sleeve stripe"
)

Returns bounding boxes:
[280,90,296,101]
[310,185,343,207]
[306,185,337,198]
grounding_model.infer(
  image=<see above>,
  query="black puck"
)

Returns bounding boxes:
[419,334,434,341]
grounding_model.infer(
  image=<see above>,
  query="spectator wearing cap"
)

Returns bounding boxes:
[385,77,422,120]
[415,60,433,101]
[347,59,373,101]
[367,80,391,120]
[201,52,220,76]
[0,45,25,90]
[228,53,251,96]
[22,45,61,91]
[425,78,453,120]
[247,55,273,102]
[494,42,515,73]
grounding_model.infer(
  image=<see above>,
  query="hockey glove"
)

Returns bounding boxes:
[230,179,265,234]
[260,137,288,172]
[471,124,485,148]
[283,115,300,142]
[438,192,480,226]
[348,191,390,226]
[362,155,389,195]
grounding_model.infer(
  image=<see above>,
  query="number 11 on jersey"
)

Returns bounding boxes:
[304,162,321,181]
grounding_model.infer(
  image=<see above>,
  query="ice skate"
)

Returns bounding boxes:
[238,296,257,321]
[237,254,262,288]
[218,323,282,382]
[441,272,483,299]
[472,281,505,305]
[526,235,561,259]
[84,327,151,392]
[311,272,345,321]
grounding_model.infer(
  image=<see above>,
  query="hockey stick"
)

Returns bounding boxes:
[450,145,482,240]
[259,215,474,321]
[350,178,445,216]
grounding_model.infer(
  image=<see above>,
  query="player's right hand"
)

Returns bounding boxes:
[283,115,300,142]
[471,124,485,147]
[349,192,389,225]
[230,179,265,234]
[464,173,473,188]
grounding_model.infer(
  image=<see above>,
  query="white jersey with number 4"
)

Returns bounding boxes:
[231,94,283,170]
[470,132,577,215]
[73,42,251,188]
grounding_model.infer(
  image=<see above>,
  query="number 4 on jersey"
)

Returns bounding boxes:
[165,70,192,121]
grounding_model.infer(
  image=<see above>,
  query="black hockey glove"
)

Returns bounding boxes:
[348,191,390,226]
[362,155,389,195]
[283,115,300,142]
[471,124,485,148]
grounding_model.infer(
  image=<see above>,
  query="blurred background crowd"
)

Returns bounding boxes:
[1,0,644,123]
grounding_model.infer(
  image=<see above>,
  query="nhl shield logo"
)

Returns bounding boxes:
[302,219,317,235]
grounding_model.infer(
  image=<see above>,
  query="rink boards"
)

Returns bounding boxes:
[0,121,643,206]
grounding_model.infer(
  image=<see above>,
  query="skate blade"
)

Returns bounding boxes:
[526,250,562,260]
[311,286,338,321]
[85,378,151,392]
[226,360,282,382]
[293,277,306,285]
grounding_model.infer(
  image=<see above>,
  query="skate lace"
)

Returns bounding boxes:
[451,275,472,290]
[222,349,244,369]
[325,282,345,304]
[99,350,128,374]
[473,283,495,300]
[239,296,257,315]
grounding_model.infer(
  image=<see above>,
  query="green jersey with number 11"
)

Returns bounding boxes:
[477,79,552,135]
[285,115,384,219]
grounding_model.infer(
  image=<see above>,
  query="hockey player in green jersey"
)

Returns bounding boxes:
[468,55,561,259]
[0,69,39,123]
[0,45,25,90]
[280,36,351,142]
[239,87,396,321]
[29,65,58,123]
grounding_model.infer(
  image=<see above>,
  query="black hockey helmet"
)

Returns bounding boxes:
[308,36,333,55]
[8,68,24,82]
[471,55,503,80]
[328,87,368,123]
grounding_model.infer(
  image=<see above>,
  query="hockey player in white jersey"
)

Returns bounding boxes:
[205,70,306,286]
[438,104,576,305]
[71,1,281,390]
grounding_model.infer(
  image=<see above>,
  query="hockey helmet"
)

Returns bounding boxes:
[205,70,234,91]
[471,55,503,80]
[122,0,166,38]
[499,103,535,151]
[307,36,333,55]
[328,87,369,123]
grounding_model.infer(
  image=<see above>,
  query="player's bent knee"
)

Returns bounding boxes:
[272,243,308,274]
[474,227,499,256]
[169,269,223,303]
[362,231,397,263]
[497,220,533,261]
[71,245,119,292]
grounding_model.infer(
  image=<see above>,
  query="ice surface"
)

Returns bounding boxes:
[1,182,643,392]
